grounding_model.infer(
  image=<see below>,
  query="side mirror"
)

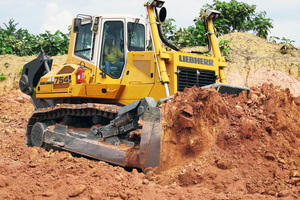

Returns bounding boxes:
[73,18,82,33]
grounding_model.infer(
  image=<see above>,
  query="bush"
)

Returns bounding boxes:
[0,19,70,56]
[0,73,7,81]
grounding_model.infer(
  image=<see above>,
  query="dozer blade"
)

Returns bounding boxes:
[44,125,130,166]
[27,98,162,171]
[203,82,250,96]
[138,106,162,172]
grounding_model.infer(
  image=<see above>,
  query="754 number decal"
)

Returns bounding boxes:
[55,76,70,84]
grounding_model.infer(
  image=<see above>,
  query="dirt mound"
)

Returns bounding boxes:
[158,84,300,199]
[0,86,299,199]
[247,68,300,96]
[220,32,300,96]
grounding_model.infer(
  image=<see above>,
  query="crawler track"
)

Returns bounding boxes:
[25,103,122,146]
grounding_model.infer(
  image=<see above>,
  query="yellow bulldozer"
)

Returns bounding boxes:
[19,0,249,172]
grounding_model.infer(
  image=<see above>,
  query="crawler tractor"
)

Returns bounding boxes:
[19,0,249,171]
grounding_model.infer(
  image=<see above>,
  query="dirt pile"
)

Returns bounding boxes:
[219,32,300,96]
[159,84,300,198]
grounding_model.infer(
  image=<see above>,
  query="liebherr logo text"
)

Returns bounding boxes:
[179,55,214,66]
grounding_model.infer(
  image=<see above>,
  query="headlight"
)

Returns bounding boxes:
[206,9,221,19]
[147,0,165,8]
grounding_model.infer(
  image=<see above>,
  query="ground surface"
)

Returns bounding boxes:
[0,32,300,199]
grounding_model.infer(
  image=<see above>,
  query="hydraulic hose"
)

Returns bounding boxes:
[154,8,180,52]
[154,8,211,54]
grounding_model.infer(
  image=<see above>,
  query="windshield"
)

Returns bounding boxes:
[74,23,94,60]
[127,22,145,51]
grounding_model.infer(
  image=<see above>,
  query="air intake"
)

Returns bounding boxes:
[177,67,216,92]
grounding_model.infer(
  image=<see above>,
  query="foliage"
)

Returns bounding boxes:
[267,36,297,54]
[162,0,274,47]
[202,0,256,33]
[162,18,177,41]
[219,38,232,61]
[37,30,70,56]
[267,35,297,54]
[268,36,280,43]
[251,11,273,39]
[0,19,70,56]
[280,37,295,45]
[162,18,207,47]
[201,0,273,38]
[280,44,294,54]
[0,73,7,81]
[269,36,295,45]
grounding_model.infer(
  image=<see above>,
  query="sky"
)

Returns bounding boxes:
[0,0,300,48]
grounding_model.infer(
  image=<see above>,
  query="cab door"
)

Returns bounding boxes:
[98,19,126,80]
[83,19,126,100]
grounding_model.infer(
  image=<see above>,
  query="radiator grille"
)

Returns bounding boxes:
[177,67,216,91]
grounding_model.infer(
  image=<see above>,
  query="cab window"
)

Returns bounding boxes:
[74,23,94,60]
[127,22,145,51]
[100,21,125,78]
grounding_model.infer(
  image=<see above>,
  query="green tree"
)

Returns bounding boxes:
[251,11,273,39]
[162,18,207,47]
[162,1,273,47]
[202,0,256,33]
[0,19,70,56]
[201,0,273,38]
[162,18,177,41]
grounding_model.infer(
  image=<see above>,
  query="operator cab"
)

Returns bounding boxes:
[72,15,149,79]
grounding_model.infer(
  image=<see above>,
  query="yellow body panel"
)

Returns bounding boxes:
[36,49,223,104]
[36,7,227,106]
